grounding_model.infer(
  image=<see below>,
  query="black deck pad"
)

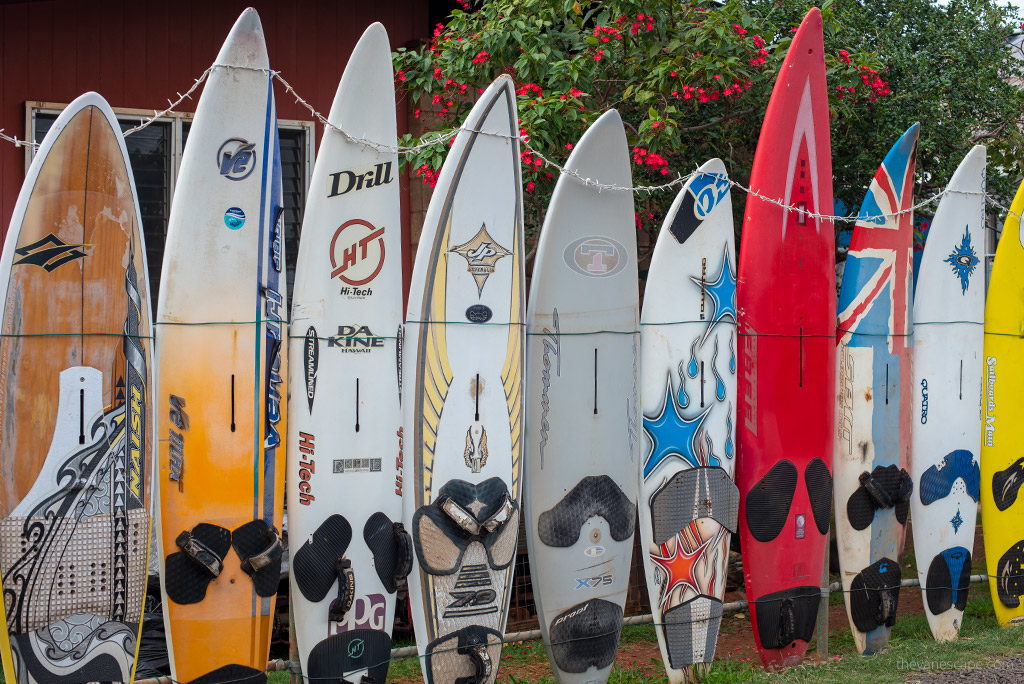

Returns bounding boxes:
[997,540,1024,608]
[231,520,284,597]
[548,599,622,674]
[846,465,912,531]
[424,625,503,684]
[164,523,231,605]
[919,450,980,505]
[849,557,902,632]
[992,457,1024,512]
[663,596,722,668]
[412,478,519,576]
[364,512,412,594]
[293,514,354,602]
[744,460,797,543]
[651,467,738,543]
[537,475,635,548]
[754,586,819,650]
[804,458,833,535]
[188,664,266,684]
[926,546,971,615]
[307,628,391,684]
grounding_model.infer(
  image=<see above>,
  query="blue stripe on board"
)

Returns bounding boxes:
[263,82,283,525]
[254,74,273,521]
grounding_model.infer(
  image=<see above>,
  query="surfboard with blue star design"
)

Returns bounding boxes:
[638,158,738,682]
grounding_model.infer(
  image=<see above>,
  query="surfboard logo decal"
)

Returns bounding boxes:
[670,172,730,244]
[330,219,385,288]
[304,326,318,412]
[563,236,627,278]
[13,234,91,272]
[449,223,512,296]
[224,207,246,230]
[217,138,257,180]
[944,226,978,294]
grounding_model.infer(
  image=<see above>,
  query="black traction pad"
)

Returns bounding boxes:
[754,586,819,650]
[926,546,971,616]
[307,628,391,684]
[231,519,284,597]
[997,540,1024,608]
[164,523,231,605]
[364,512,411,594]
[548,599,623,674]
[651,467,738,543]
[537,475,635,548]
[12,629,128,684]
[188,664,266,684]
[846,465,912,531]
[745,460,797,543]
[849,557,902,632]
[412,478,519,576]
[919,450,980,505]
[804,458,833,536]
[663,596,722,668]
[424,625,503,684]
[993,457,1024,512]
[293,514,354,602]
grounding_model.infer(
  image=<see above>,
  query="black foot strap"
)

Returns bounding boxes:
[847,465,913,531]
[232,519,284,597]
[536,475,635,547]
[424,626,502,684]
[849,557,902,632]
[164,523,231,605]
[328,558,355,623]
[293,514,354,602]
[363,513,413,593]
[412,478,519,575]
[754,586,819,650]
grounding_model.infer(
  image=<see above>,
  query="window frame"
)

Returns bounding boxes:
[24,101,315,201]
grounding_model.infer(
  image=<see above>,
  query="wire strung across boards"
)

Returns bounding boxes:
[130,574,998,684]
[2,62,1021,226]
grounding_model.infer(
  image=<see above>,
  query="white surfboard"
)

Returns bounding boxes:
[287,23,407,684]
[638,159,738,680]
[403,75,524,684]
[910,145,984,641]
[523,110,638,684]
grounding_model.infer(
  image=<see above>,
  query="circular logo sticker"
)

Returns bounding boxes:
[224,207,245,230]
[216,138,257,181]
[347,638,365,659]
[563,236,628,278]
[466,304,493,323]
[584,545,606,558]
[330,219,385,286]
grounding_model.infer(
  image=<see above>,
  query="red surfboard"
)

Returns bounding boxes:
[736,8,835,668]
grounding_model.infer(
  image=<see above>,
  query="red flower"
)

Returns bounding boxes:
[733,23,747,35]
[396,70,406,82]
[472,50,490,64]
[839,49,851,64]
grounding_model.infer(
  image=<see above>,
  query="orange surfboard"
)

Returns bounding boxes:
[0,92,154,684]
[155,9,286,684]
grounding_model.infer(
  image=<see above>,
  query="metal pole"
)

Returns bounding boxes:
[288,602,301,684]
[816,542,830,661]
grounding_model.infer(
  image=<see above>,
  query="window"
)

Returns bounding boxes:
[29,105,313,304]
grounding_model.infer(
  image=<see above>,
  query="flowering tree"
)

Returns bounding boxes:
[394,0,1022,255]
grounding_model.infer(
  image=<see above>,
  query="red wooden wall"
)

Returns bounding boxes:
[0,0,430,281]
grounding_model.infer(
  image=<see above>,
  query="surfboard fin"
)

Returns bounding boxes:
[846,465,912,531]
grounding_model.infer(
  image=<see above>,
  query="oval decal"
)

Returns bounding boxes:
[563,236,628,278]
[466,304,493,323]
[584,545,606,558]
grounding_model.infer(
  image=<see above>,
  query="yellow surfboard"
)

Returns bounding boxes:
[982,178,1024,626]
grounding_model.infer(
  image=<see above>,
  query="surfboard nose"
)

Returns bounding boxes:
[216,7,269,71]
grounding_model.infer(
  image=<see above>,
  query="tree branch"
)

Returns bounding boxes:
[674,107,756,134]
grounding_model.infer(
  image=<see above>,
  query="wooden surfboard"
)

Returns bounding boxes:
[287,22,409,684]
[403,74,524,684]
[155,9,287,684]
[982,177,1024,626]
[0,92,154,684]
[834,124,918,656]
[639,158,737,681]
[735,7,835,669]
[523,109,638,684]
[910,145,984,641]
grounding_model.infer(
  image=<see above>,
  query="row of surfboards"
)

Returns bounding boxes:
[0,6,1022,684]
